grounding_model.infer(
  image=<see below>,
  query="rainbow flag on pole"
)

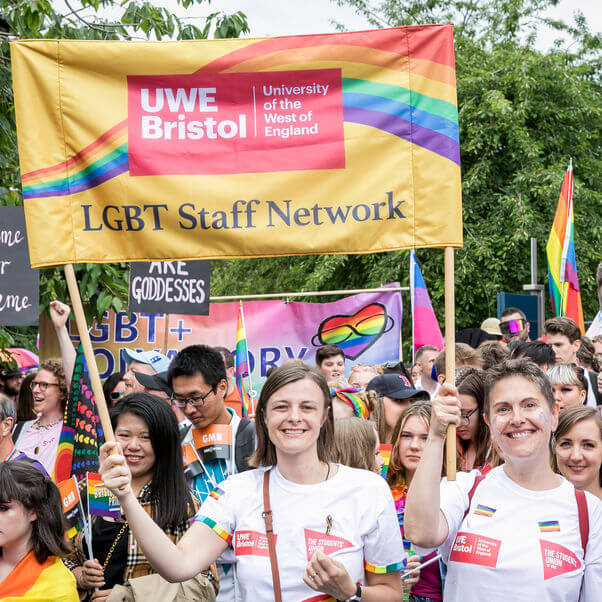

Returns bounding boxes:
[410,250,444,355]
[235,302,255,418]
[546,161,585,333]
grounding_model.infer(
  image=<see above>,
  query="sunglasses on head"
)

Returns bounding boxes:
[500,319,525,334]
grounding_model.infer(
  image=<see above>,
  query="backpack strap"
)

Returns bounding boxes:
[574,488,589,554]
[462,473,486,520]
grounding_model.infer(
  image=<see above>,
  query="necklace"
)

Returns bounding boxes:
[325,462,331,481]
[32,417,62,456]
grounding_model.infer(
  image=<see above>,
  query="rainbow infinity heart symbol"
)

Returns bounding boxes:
[312,303,394,360]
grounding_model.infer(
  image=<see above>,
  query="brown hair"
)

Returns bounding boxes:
[554,405,602,486]
[315,345,344,367]
[544,317,581,343]
[434,343,482,379]
[0,461,70,562]
[576,337,600,373]
[38,359,68,411]
[333,417,378,472]
[387,401,432,487]
[484,358,555,416]
[457,367,491,469]
[477,341,510,371]
[250,362,335,467]
[17,373,37,421]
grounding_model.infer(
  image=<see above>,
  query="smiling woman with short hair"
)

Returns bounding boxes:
[404,359,602,602]
[100,362,405,602]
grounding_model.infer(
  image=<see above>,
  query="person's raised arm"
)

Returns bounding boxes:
[49,301,76,389]
[99,442,228,582]
[404,383,461,548]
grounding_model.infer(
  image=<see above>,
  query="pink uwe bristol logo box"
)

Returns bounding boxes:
[127,69,345,176]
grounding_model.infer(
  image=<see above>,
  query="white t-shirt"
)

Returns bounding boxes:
[195,464,404,602]
[421,466,602,602]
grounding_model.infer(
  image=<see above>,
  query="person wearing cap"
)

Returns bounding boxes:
[499,307,530,343]
[479,317,504,342]
[123,349,171,395]
[366,374,429,445]
[134,370,191,434]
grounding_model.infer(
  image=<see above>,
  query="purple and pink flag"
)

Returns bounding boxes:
[410,250,443,355]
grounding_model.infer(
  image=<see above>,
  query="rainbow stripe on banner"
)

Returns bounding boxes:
[21,121,128,199]
[194,515,232,543]
[546,162,585,333]
[539,521,560,533]
[235,303,254,418]
[474,504,496,517]
[20,28,459,199]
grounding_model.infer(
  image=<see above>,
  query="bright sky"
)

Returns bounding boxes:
[54,0,601,51]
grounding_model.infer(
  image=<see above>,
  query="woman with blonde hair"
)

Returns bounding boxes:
[100,362,404,601]
[387,402,442,602]
[555,405,602,499]
[333,417,384,473]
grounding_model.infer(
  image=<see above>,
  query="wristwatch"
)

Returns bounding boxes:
[338,583,362,602]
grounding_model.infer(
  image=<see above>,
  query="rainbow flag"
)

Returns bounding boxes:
[474,504,496,517]
[546,162,585,333]
[0,552,79,601]
[539,520,560,533]
[379,443,392,478]
[410,250,444,354]
[54,345,104,482]
[235,302,255,418]
[87,472,121,520]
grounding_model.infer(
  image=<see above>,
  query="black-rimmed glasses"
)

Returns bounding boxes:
[30,381,59,392]
[170,387,215,408]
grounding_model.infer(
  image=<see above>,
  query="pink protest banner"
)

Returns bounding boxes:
[40,286,402,388]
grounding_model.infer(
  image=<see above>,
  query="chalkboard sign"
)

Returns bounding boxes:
[129,261,210,315]
[0,207,39,325]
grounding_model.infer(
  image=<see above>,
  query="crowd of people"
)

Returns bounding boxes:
[0,265,601,601]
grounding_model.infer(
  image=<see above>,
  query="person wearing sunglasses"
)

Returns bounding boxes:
[499,307,530,344]
[13,359,68,476]
[102,372,126,407]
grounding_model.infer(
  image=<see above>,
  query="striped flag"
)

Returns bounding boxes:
[546,161,585,333]
[410,250,444,355]
[235,302,255,418]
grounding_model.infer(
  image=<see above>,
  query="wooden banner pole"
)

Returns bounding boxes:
[162,314,170,356]
[444,247,456,481]
[63,264,115,443]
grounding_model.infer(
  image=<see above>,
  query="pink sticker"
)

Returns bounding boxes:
[449,532,501,568]
[234,530,275,557]
[304,528,354,562]
[540,540,581,580]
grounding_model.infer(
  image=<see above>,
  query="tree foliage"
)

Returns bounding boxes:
[0,0,248,349]
[214,0,601,358]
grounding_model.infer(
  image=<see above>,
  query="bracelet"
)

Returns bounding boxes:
[338,583,362,602]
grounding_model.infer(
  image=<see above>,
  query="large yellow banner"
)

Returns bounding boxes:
[11,25,462,268]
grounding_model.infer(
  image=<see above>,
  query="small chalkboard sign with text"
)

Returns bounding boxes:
[0,206,39,325]
[129,261,210,315]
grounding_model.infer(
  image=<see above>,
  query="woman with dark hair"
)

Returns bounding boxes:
[455,368,492,472]
[555,405,602,499]
[67,393,216,601]
[405,359,602,601]
[16,373,37,422]
[102,372,126,407]
[100,362,404,601]
[0,461,77,600]
[14,359,68,475]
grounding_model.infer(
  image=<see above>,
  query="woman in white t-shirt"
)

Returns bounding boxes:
[405,358,602,602]
[100,362,404,602]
